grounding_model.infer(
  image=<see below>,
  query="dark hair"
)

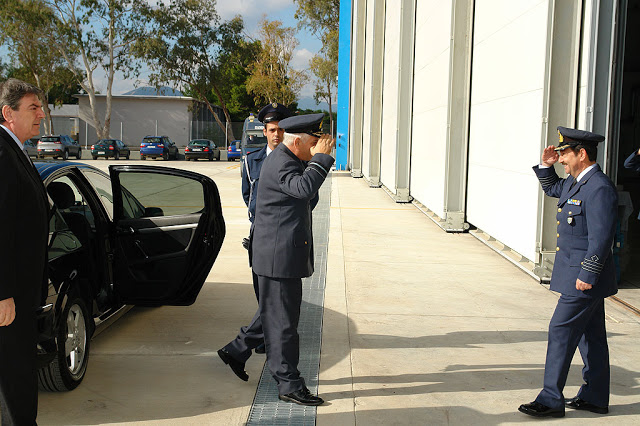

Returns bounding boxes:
[572,144,597,162]
[0,79,44,124]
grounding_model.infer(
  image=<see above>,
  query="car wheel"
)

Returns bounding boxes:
[163,151,169,161]
[92,156,97,160]
[38,297,91,392]
[126,152,130,159]
[115,151,120,160]
[141,155,146,160]
[76,149,82,160]
[208,154,213,161]
[216,152,220,161]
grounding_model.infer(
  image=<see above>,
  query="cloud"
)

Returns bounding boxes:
[291,48,314,71]
[216,0,292,21]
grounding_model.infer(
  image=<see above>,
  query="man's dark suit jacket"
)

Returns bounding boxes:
[251,143,334,279]
[0,126,49,425]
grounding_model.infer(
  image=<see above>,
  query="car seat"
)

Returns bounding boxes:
[47,181,94,251]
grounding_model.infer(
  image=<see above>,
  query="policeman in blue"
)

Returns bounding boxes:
[218,113,334,406]
[239,103,292,355]
[519,127,618,418]
[624,147,640,220]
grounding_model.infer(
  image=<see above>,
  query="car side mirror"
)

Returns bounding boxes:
[144,207,164,217]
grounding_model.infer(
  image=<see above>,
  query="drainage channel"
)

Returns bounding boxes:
[247,177,331,425]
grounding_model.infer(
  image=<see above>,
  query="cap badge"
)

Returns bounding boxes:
[272,102,278,108]
[558,131,563,143]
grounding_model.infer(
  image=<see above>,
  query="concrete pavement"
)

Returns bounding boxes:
[36,161,640,424]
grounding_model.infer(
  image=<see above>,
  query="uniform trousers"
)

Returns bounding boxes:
[535,294,610,409]
[0,305,38,425]
[224,275,305,395]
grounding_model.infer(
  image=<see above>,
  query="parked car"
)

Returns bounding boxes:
[91,139,130,160]
[35,160,225,391]
[24,139,39,158]
[185,139,220,161]
[37,135,82,160]
[140,136,179,160]
[227,140,241,161]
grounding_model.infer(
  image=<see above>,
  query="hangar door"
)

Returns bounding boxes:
[408,0,454,218]
[466,0,551,261]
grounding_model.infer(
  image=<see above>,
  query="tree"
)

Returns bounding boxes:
[246,19,307,108]
[294,0,339,132]
[133,0,258,142]
[44,0,144,139]
[0,0,75,134]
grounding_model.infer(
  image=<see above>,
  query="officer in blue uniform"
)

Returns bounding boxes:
[624,147,640,220]
[218,113,334,406]
[238,103,292,355]
[519,127,618,418]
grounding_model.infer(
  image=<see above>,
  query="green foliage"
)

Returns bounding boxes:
[132,0,259,140]
[246,19,307,108]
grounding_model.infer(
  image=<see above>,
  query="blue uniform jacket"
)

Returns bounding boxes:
[242,146,267,222]
[624,150,640,220]
[251,143,334,278]
[533,164,618,298]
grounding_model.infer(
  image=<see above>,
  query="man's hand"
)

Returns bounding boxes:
[310,134,335,156]
[541,146,559,167]
[0,298,16,326]
[637,147,640,155]
[576,278,593,291]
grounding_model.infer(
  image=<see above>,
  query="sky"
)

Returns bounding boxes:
[103,0,323,100]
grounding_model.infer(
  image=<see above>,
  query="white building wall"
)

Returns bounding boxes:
[361,0,376,179]
[466,0,550,261]
[408,0,454,218]
[577,0,595,130]
[379,0,401,190]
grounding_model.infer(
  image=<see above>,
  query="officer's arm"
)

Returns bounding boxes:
[241,159,251,207]
[578,184,618,286]
[310,192,320,210]
[623,149,640,172]
[278,153,335,200]
[0,147,19,302]
[532,165,565,198]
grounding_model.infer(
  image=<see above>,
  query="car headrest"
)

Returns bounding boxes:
[47,181,75,209]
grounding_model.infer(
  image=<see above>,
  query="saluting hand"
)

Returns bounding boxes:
[576,278,593,291]
[542,146,559,167]
[0,297,16,326]
[310,134,335,156]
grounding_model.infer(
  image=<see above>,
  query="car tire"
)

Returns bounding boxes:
[76,149,82,160]
[115,151,120,160]
[216,152,220,161]
[208,154,213,161]
[141,155,146,160]
[38,297,91,392]
[92,156,97,160]
[126,152,130,159]
[62,150,69,160]
[163,151,169,161]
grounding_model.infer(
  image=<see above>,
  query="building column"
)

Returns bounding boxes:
[335,0,353,171]
[349,0,367,178]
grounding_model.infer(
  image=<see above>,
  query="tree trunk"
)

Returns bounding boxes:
[211,83,236,142]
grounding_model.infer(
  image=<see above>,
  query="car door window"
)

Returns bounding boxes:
[48,210,82,261]
[118,172,205,218]
[82,170,114,219]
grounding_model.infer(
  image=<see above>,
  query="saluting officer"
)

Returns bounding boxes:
[519,127,618,418]
[218,113,334,406]
[239,103,292,355]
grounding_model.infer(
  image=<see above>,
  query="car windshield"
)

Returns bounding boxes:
[244,132,267,148]
[144,138,162,144]
[41,137,60,142]
[190,140,210,146]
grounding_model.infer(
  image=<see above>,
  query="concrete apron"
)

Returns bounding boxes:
[318,171,640,425]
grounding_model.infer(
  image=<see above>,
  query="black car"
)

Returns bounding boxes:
[184,139,220,161]
[91,139,131,160]
[35,161,225,391]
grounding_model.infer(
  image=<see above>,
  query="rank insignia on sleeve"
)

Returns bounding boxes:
[567,199,582,205]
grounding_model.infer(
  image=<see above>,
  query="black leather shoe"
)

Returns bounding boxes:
[279,387,324,406]
[217,349,248,381]
[565,396,608,414]
[255,343,266,354]
[518,401,565,418]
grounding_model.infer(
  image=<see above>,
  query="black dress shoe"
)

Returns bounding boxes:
[278,387,324,406]
[565,396,608,414]
[255,343,266,354]
[518,401,565,418]
[217,349,248,381]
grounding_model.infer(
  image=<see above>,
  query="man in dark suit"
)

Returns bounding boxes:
[0,79,50,425]
[218,113,334,406]
[624,147,640,220]
[520,127,618,418]
[240,103,292,355]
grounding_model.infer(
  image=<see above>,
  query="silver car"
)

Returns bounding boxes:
[24,139,39,158]
[37,135,82,160]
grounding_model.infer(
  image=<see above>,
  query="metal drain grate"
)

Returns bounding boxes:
[247,177,331,425]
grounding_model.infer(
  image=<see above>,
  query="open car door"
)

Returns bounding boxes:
[109,165,225,306]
